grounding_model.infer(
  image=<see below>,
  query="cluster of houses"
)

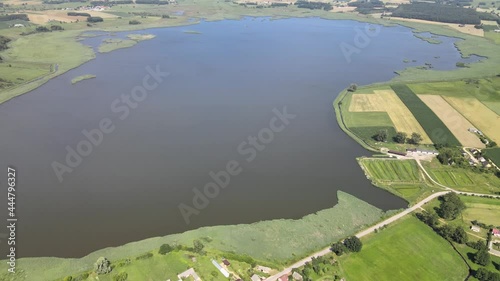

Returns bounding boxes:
[469,226,500,238]
[466,148,493,168]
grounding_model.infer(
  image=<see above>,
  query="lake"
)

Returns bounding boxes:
[0,17,477,258]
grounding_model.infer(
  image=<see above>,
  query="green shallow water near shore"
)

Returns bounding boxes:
[0,191,384,281]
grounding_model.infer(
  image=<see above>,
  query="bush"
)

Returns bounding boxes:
[94,257,112,274]
[51,25,64,31]
[129,20,141,25]
[136,252,153,260]
[63,277,73,281]
[87,16,104,23]
[67,12,91,17]
[159,244,174,255]
[36,26,50,32]
[344,236,362,252]
[72,273,89,281]
[330,242,347,256]
[113,272,128,281]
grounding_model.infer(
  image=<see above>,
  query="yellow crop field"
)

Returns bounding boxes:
[349,90,431,143]
[444,97,500,143]
[418,95,485,148]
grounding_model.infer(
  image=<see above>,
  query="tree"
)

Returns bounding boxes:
[451,227,468,244]
[474,248,491,266]
[330,242,347,256]
[394,131,407,143]
[193,240,204,254]
[409,132,423,144]
[159,243,174,255]
[373,129,388,142]
[436,193,466,220]
[94,257,112,274]
[343,236,362,252]
[347,83,358,92]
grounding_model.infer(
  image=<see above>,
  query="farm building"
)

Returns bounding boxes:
[222,259,230,266]
[388,150,407,156]
[492,228,500,237]
[406,148,439,155]
[470,225,480,232]
[13,24,25,28]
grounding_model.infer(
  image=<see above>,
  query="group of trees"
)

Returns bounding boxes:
[298,256,340,281]
[393,131,423,145]
[90,0,133,5]
[295,1,333,11]
[436,192,466,220]
[158,240,205,255]
[436,146,467,166]
[475,268,500,281]
[391,3,482,24]
[348,0,384,14]
[373,129,388,142]
[416,193,468,244]
[0,35,11,51]
[129,20,141,25]
[67,12,91,17]
[331,236,363,255]
[87,16,104,22]
[416,211,468,244]
[0,14,29,22]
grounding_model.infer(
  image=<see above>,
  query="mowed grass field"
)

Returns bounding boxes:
[348,90,431,143]
[418,94,485,148]
[461,195,500,227]
[423,159,500,194]
[444,96,500,144]
[338,216,469,281]
[358,158,436,204]
[0,192,384,281]
[391,84,461,146]
[361,159,421,182]
[429,169,475,187]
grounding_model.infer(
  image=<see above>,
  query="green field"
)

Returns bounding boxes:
[484,147,500,167]
[461,195,500,227]
[362,159,421,182]
[338,216,469,281]
[408,77,500,115]
[0,192,385,281]
[358,158,438,204]
[390,84,461,146]
[423,159,500,194]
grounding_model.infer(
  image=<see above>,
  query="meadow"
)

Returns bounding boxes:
[358,158,438,204]
[0,192,385,281]
[390,84,461,146]
[423,159,500,194]
[338,216,469,281]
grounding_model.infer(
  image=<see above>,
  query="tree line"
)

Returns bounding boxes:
[295,1,333,11]
[67,12,91,17]
[90,0,133,5]
[0,35,11,51]
[391,3,482,24]
[0,14,29,22]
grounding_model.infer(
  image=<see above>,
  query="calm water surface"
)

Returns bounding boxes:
[0,18,476,258]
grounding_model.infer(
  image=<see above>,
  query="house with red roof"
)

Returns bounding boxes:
[492,228,500,237]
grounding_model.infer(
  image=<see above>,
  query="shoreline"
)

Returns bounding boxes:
[1,11,499,105]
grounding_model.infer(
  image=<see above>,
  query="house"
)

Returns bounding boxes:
[278,274,289,281]
[251,274,262,281]
[492,228,500,237]
[470,225,480,232]
[256,265,272,274]
[292,272,303,281]
[495,29,500,33]
[222,259,230,266]
[211,260,230,278]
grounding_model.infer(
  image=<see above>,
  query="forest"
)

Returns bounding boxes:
[391,3,482,24]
